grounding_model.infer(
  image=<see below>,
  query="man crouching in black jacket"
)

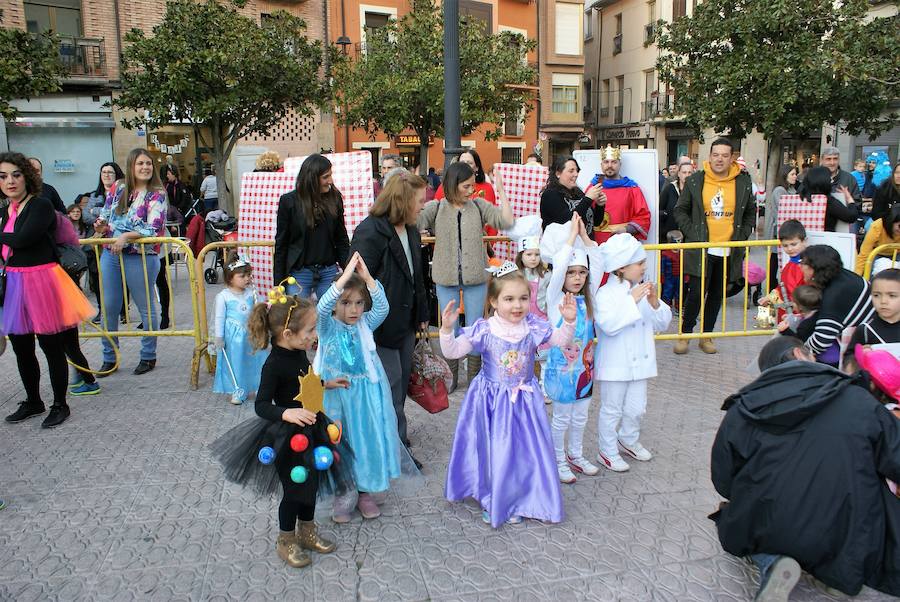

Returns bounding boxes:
[711,336,900,601]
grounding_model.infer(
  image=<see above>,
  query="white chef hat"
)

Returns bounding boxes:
[539,220,592,269]
[504,215,542,252]
[599,233,647,273]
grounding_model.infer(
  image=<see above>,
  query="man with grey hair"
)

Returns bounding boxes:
[820,146,861,203]
[374,153,403,198]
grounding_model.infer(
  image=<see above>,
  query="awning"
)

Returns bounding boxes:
[9,116,116,129]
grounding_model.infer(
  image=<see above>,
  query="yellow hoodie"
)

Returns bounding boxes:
[702,161,741,244]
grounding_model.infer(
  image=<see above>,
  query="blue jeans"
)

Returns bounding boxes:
[436,283,487,356]
[751,553,779,583]
[203,198,218,211]
[288,264,339,300]
[100,251,160,363]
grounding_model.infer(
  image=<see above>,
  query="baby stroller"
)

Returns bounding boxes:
[202,217,239,284]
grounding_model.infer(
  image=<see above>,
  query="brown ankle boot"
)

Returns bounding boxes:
[297,520,336,554]
[446,358,459,393]
[699,338,718,354]
[276,530,311,568]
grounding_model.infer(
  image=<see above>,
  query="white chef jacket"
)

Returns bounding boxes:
[593,276,672,382]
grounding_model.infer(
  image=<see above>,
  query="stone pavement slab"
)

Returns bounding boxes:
[0,277,894,601]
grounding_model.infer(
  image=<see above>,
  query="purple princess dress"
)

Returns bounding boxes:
[444,314,564,527]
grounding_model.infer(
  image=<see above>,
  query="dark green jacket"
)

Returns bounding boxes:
[673,169,756,281]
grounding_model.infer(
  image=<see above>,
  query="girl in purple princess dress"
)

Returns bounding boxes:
[439,263,578,527]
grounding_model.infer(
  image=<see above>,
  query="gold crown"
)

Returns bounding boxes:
[601,145,621,161]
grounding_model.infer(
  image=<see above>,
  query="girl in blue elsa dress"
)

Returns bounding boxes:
[315,252,420,522]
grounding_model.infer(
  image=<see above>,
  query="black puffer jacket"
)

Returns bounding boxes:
[350,215,428,349]
[711,361,900,596]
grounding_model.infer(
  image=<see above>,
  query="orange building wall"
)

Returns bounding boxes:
[331,0,540,172]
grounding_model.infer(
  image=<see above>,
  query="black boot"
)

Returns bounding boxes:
[134,359,156,375]
[96,361,117,378]
[41,404,70,428]
[5,401,46,423]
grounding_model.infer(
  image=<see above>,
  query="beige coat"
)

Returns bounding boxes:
[417,198,513,286]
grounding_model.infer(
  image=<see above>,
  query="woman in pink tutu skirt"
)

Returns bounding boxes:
[0,152,95,428]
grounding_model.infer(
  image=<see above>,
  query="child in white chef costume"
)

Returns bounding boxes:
[594,234,672,473]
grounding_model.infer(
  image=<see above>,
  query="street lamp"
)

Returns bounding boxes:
[443,0,465,172]
[335,36,352,153]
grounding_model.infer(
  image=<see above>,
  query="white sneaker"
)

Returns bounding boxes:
[755,556,801,602]
[557,462,577,484]
[567,455,600,476]
[618,441,652,462]
[229,396,243,405]
[597,451,630,472]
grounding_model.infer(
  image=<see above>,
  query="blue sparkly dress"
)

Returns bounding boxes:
[213,288,268,400]
[315,281,408,493]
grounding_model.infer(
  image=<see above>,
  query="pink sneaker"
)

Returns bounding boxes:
[357,493,381,519]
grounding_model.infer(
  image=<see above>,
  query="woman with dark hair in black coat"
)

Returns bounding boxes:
[539,155,605,231]
[273,154,350,298]
[872,163,900,222]
[350,168,429,456]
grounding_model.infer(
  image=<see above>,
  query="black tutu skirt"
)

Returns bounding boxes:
[209,413,355,504]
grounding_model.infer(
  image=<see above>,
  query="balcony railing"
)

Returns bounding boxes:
[641,94,679,120]
[59,36,107,79]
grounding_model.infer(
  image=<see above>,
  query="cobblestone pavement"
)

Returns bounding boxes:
[0,269,894,601]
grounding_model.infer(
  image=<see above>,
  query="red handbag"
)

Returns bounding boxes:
[408,371,449,414]
[407,334,452,414]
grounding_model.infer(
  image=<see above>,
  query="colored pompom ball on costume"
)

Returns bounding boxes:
[327,423,341,444]
[313,446,334,470]
[290,466,308,483]
[258,446,275,465]
[290,434,309,452]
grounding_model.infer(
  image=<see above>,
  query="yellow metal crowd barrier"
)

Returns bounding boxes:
[862,243,900,280]
[646,239,780,340]
[73,233,896,391]
[78,237,205,387]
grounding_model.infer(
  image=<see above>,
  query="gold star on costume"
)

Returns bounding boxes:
[294,370,326,415]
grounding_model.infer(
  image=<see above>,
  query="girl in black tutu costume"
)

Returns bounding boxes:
[210,290,355,568]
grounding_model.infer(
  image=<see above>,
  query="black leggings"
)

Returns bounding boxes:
[157,257,171,322]
[61,327,95,385]
[8,331,68,406]
[279,496,315,531]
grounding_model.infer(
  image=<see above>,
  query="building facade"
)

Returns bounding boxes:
[537,0,587,163]
[583,0,717,169]
[330,0,539,174]
[0,0,331,204]
[583,0,898,175]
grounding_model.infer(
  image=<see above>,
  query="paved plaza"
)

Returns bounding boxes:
[0,272,894,601]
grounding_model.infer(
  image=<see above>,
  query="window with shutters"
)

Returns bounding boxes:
[673,0,687,19]
[460,0,492,33]
[555,3,582,56]
[552,73,580,118]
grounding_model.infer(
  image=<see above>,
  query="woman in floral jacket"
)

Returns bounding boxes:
[94,148,168,376]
